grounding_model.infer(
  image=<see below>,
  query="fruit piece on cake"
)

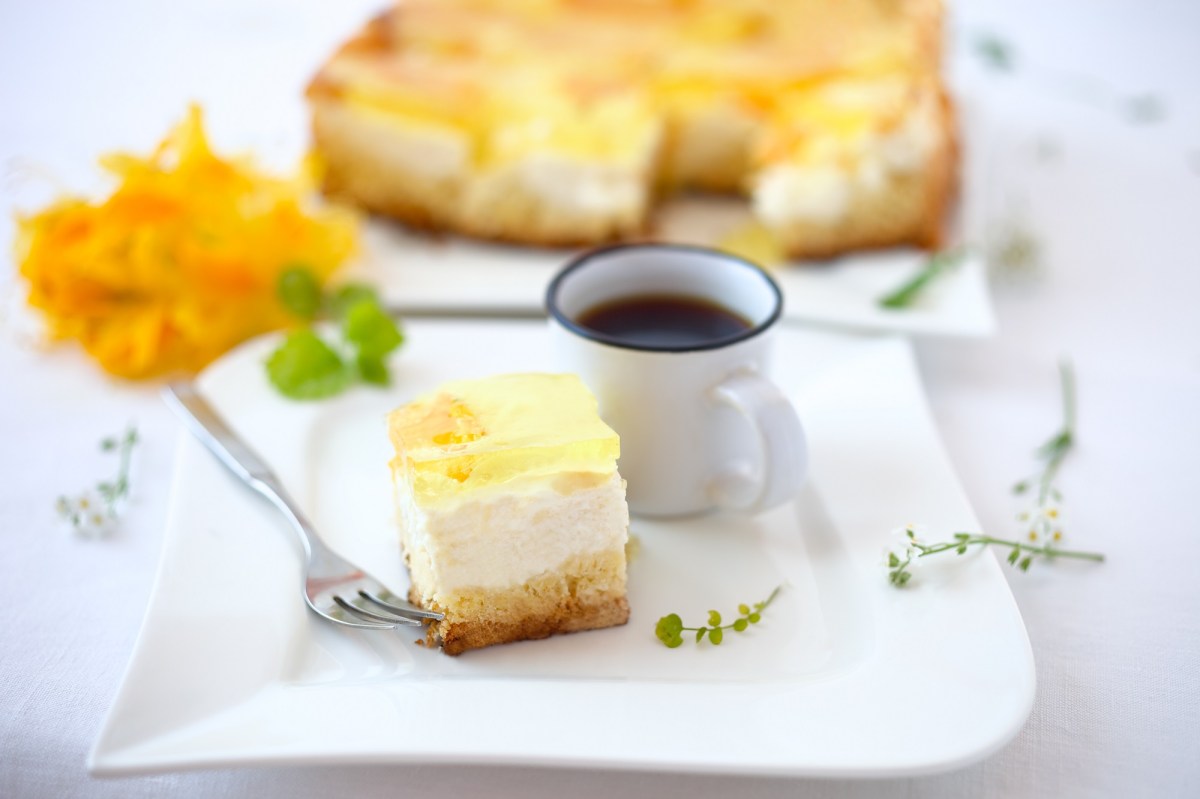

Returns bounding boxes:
[387,373,630,655]
[307,0,957,260]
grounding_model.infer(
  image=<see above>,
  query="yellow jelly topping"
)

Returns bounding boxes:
[318,0,941,176]
[388,373,619,504]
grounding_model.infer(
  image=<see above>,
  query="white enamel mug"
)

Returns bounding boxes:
[546,243,807,518]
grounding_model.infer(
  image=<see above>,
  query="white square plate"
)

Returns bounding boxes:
[346,198,995,337]
[90,320,1032,777]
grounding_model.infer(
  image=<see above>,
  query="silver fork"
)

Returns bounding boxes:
[162,381,443,631]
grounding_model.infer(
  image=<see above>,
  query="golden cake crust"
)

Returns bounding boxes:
[407,550,630,656]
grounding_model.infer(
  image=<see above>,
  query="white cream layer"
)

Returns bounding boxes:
[332,102,472,182]
[510,153,647,216]
[753,94,942,227]
[396,471,628,594]
[339,103,652,220]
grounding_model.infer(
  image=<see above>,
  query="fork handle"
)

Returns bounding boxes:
[163,381,275,485]
[162,381,325,561]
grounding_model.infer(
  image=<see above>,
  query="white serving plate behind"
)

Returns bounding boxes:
[347,196,995,337]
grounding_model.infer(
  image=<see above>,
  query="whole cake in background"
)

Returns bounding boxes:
[387,373,630,655]
[307,0,955,260]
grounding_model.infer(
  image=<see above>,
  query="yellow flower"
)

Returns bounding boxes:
[15,105,357,378]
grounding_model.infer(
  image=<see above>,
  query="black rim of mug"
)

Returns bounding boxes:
[545,242,784,353]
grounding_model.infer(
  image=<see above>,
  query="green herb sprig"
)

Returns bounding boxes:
[887,527,1104,587]
[878,248,967,309]
[970,30,1165,124]
[887,361,1104,586]
[266,266,404,400]
[988,215,1042,281]
[56,425,138,537]
[655,586,781,648]
[1014,360,1075,504]
[973,33,1015,72]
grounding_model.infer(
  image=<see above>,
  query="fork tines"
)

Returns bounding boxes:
[331,590,443,628]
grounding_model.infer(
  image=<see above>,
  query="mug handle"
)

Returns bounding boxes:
[707,371,807,514]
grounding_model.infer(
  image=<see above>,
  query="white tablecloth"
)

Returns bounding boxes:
[2,1,1198,796]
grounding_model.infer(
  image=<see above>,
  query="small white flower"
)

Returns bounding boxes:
[58,490,116,538]
[883,525,921,565]
[55,426,138,541]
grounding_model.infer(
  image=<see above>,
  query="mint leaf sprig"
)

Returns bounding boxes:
[655,586,781,648]
[887,526,1104,587]
[267,266,404,400]
[878,247,967,309]
[56,425,138,538]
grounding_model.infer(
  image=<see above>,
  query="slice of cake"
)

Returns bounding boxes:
[387,373,630,655]
[307,0,956,259]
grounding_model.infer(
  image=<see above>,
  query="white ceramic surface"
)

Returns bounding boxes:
[89,319,1033,778]
[546,244,806,516]
[344,195,996,337]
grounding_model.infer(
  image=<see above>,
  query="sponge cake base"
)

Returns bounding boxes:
[410,550,630,656]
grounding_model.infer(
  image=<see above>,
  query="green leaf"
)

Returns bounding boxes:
[737,603,750,615]
[265,330,351,400]
[266,277,407,400]
[329,283,380,320]
[1019,556,1033,572]
[707,610,722,627]
[1008,548,1021,565]
[656,613,682,638]
[878,248,966,309]
[1013,480,1029,495]
[733,618,748,632]
[343,299,403,360]
[100,437,117,451]
[356,354,390,386]
[974,33,1014,72]
[956,544,968,555]
[695,627,707,642]
[888,552,900,568]
[277,266,323,320]
[708,627,724,645]
[954,532,970,541]
[655,613,684,648]
[748,613,761,624]
[1035,430,1072,460]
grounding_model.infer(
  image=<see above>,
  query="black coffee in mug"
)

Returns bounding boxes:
[576,294,752,348]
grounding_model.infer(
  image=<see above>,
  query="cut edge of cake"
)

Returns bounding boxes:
[387,373,631,655]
